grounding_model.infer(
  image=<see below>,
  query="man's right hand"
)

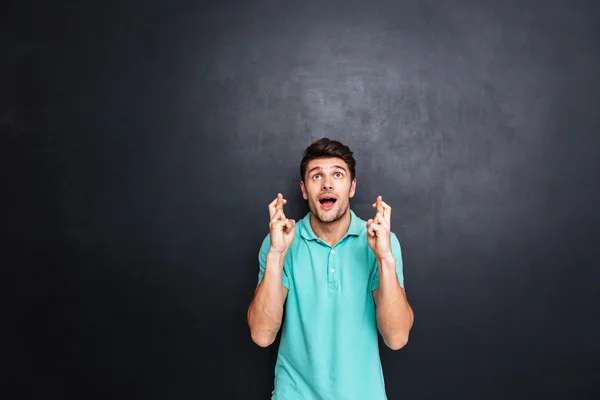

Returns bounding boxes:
[268,193,296,256]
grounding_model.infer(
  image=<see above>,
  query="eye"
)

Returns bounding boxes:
[312,174,321,180]
[334,172,343,178]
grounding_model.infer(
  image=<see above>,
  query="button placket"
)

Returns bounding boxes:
[327,247,338,288]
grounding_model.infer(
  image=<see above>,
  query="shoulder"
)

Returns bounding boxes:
[390,231,402,253]
[354,215,402,258]
[258,234,271,264]
[259,233,271,253]
[348,210,368,236]
[350,211,402,240]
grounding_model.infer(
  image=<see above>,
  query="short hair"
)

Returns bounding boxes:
[300,138,356,182]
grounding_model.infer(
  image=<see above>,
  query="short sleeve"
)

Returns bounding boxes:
[257,234,290,288]
[370,232,405,291]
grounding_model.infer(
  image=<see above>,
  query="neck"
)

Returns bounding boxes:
[310,208,352,247]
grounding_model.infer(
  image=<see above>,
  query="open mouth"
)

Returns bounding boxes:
[318,195,337,209]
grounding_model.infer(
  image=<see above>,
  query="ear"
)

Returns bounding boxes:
[349,178,356,198]
[300,180,308,200]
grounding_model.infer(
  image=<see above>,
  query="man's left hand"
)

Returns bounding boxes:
[367,195,393,261]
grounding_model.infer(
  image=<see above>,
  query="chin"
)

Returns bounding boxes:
[311,202,347,224]
[317,212,338,223]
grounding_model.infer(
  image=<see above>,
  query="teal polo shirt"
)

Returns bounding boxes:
[257,209,405,400]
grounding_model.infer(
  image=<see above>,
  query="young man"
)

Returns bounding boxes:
[247,138,414,399]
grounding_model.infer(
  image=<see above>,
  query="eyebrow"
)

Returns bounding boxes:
[307,165,347,175]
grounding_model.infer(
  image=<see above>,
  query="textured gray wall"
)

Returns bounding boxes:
[2,0,599,398]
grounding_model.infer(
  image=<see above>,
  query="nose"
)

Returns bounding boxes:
[322,176,333,190]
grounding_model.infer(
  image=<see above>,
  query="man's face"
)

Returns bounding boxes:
[300,157,356,224]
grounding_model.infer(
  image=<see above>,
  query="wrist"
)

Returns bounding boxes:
[267,250,286,265]
[378,253,396,269]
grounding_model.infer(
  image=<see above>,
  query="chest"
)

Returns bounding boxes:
[285,237,377,300]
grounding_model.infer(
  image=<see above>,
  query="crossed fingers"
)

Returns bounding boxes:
[269,193,296,236]
[371,195,391,227]
[269,193,287,222]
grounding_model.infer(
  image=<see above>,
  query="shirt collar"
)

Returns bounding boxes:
[300,209,363,241]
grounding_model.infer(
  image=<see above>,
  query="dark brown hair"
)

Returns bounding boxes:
[300,138,356,182]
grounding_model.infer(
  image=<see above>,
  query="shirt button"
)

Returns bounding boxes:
[331,250,335,254]
[330,268,335,272]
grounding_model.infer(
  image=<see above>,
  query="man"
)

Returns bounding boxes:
[247,138,414,399]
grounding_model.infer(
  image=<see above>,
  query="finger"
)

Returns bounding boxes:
[270,194,288,219]
[370,221,385,235]
[381,218,390,231]
[271,207,285,223]
[280,218,295,234]
[284,219,295,233]
[279,198,288,219]
[380,200,392,224]
[374,212,385,225]
[268,196,279,218]
[271,218,287,231]
[372,196,383,215]
[367,219,376,237]
[278,195,288,215]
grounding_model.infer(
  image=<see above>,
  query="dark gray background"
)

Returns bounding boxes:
[2,0,599,399]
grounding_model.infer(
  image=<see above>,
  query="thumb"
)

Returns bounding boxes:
[285,219,295,233]
[370,222,383,233]
[369,221,384,237]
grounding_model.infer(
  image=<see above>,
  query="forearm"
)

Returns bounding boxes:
[247,252,287,347]
[375,255,414,350]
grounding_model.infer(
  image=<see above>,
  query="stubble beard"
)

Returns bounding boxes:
[309,198,350,225]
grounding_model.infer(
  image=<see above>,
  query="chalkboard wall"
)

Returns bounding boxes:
[3,0,599,398]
